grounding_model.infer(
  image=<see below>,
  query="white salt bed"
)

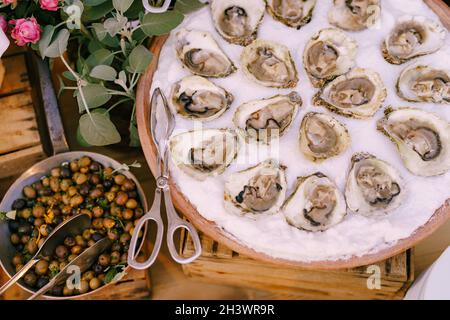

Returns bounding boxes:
[150,0,450,262]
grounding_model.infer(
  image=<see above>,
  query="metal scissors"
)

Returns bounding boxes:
[128,88,202,270]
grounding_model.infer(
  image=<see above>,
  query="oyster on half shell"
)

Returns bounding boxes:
[377,108,450,177]
[241,39,298,88]
[175,29,236,78]
[169,129,240,181]
[345,153,405,216]
[382,16,446,65]
[313,68,387,119]
[328,0,381,31]
[397,63,450,104]
[211,0,265,46]
[299,112,350,162]
[266,0,317,29]
[282,172,346,232]
[303,28,358,88]
[224,159,287,217]
[169,75,233,121]
[233,92,302,143]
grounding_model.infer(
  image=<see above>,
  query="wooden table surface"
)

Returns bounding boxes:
[0,58,449,300]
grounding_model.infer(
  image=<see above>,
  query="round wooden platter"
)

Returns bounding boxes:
[136,1,450,269]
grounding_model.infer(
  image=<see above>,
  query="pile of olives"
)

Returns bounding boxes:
[7,156,144,296]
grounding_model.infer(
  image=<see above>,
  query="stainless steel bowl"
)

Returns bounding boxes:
[0,151,148,299]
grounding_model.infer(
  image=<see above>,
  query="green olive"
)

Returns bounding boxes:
[122,208,134,220]
[103,218,116,229]
[120,233,131,245]
[82,229,92,240]
[63,285,74,296]
[114,175,126,186]
[92,218,104,230]
[68,186,78,197]
[60,179,71,192]
[75,235,86,247]
[74,173,88,185]
[71,245,83,255]
[115,192,128,206]
[39,224,50,237]
[55,245,69,259]
[78,156,92,168]
[12,254,23,266]
[32,205,45,218]
[27,240,38,255]
[70,194,84,207]
[35,260,49,275]
[122,179,136,191]
[98,253,111,267]
[78,280,90,294]
[105,191,116,202]
[34,218,44,228]
[82,270,95,281]
[49,177,60,193]
[125,199,138,210]
[68,254,77,262]
[92,206,104,218]
[10,233,20,245]
[110,251,120,265]
[51,167,61,177]
[20,208,32,220]
[23,186,36,199]
[24,272,37,287]
[89,277,101,290]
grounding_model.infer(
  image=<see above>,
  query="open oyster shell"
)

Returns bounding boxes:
[241,39,298,88]
[303,28,358,88]
[211,0,265,46]
[175,29,236,77]
[169,129,240,181]
[282,172,346,232]
[345,153,405,216]
[396,63,450,104]
[299,112,350,162]
[377,108,450,177]
[169,75,233,121]
[266,0,317,29]
[224,159,287,217]
[313,68,387,119]
[233,92,302,144]
[328,0,381,31]
[382,16,446,65]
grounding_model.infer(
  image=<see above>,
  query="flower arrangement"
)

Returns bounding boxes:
[0,0,205,147]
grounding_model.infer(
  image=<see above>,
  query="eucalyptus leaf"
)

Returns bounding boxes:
[92,23,108,41]
[79,109,121,146]
[118,70,127,84]
[140,11,184,36]
[38,25,55,58]
[76,84,112,112]
[112,0,133,13]
[174,0,206,14]
[83,1,114,22]
[62,71,77,81]
[127,45,152,74]
[85,49,114,68]
[90,65,117,81]
[129,120,140,147]
[43,29,70,58]
[76,126,92,147]
[84,0,108,5]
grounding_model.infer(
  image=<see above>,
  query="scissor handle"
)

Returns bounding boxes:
[163,189,202,264]
[142,0,171,13]
[127,190,164,270]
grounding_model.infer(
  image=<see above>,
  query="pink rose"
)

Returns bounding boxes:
[10,18,42,46]
[39,0,59,11]
[0,16,7,34]
[2,0,17,6]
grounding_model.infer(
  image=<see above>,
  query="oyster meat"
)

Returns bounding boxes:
[169,129,240,180]
[313,68,387,119]
[266,0,317,29]
[382,16,446,65]
[241,39,298,88]
[175,29,236,77]
[211,0,265,46]
[345,153,405,216]
[303,28,358,88]
[328,0,381,31]
[233,92,302,143]
[397,63,450,104]
[170,75,233,121]
[299,112,350,162]
[224,159,287,217]
[282,173,346,232]
[377,108,450,177]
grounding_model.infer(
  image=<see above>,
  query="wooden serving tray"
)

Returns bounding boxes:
[135,0,450,269]
[181,231,414,300]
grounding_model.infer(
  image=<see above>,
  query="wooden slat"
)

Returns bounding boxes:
[0,92,39,155]
[0,145,46,179]
[181,232,413,300]
[0,54,30,97]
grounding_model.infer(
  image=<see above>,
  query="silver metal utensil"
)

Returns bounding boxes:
[0,213,91,295]
[128,88,202,270]
[28,237,112,300]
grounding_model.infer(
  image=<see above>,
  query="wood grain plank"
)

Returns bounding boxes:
[0,145,45,179]
[0,54,30,97]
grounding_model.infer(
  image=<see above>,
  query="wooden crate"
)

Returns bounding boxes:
[0,48,46,179]
[0,267,151,300]
[181,232,414,300]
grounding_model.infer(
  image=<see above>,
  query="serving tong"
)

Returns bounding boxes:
[128,88,202,270]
